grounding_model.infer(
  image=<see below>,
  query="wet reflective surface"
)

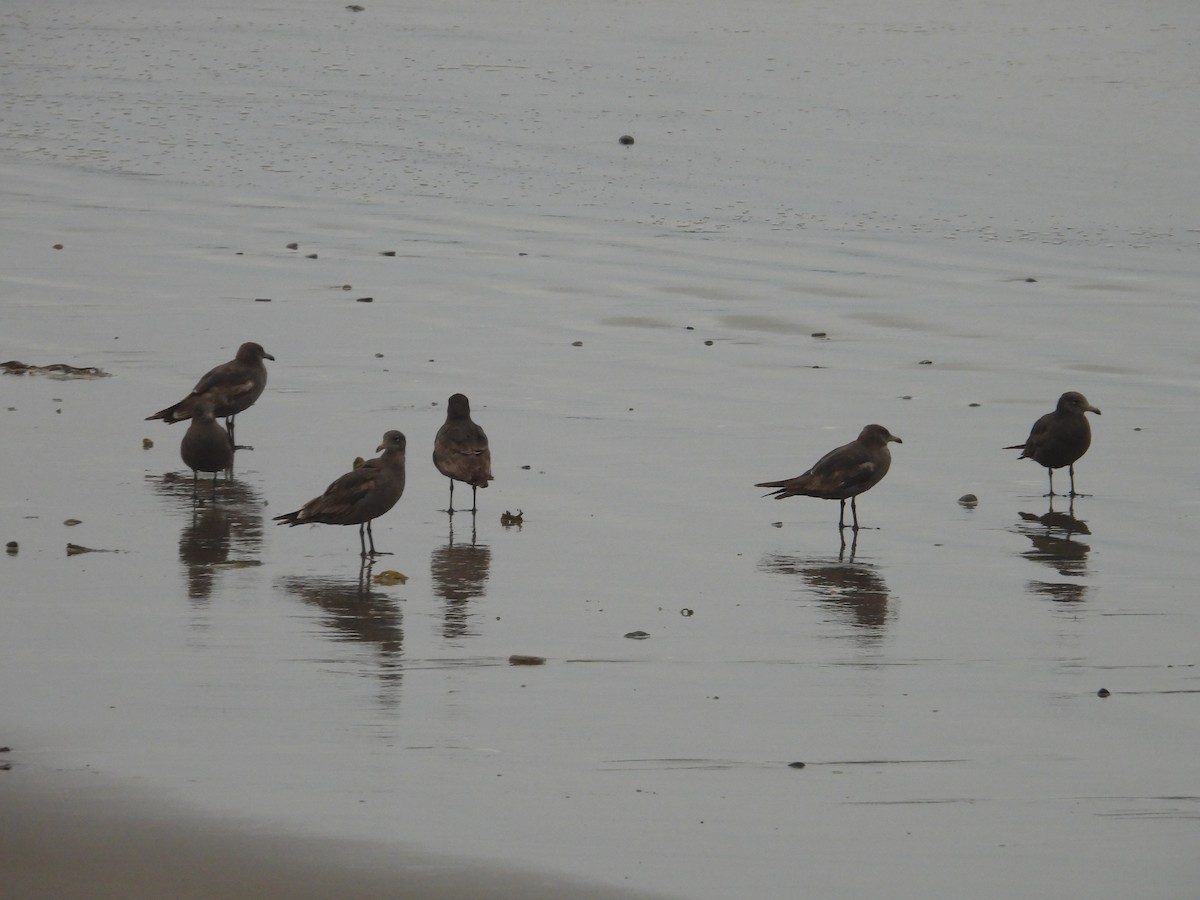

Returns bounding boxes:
[3,2,1200,898]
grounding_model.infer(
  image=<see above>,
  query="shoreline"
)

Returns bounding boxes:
[0,755,672,900]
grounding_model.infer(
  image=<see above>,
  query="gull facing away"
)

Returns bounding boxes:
[756,424,903,531]
[274,431,407,558]
[433,393,493,514]
[179,398,234,500]
[146,341,274,447]
[1005,391,1100,497]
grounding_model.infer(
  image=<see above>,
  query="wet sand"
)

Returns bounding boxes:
[2,1,1199,897]
[1,761,669,900]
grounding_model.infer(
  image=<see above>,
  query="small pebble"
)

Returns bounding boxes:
[787,761,806,769]
[356,297,374,303]
[571,341,583,347]
[305,253,318,259]
[1097,688,1110,698]
[5,541,17,555]
[704,340,714,346]
[680,608,694,617]
[618,134,635,146]
[254,297,272,302]
[286,242,299,250]
[63,518,81,527]
[624,631,650,640]
[919,359,933,365]
[958,494,978,507]
[380,250,396,256]
[142,438,154,450]
[509,655,546,666]
[52,243,63,250]
[811,332,827,338]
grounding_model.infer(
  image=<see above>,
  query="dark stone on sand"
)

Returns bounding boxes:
[1097,688,1110,698]
[6,541,17,555]
[509,655,546,666]
[756,424,902,531]
[1005,391,1100,496]
[919,359,933,365]
[254,297,271,302]
[305,253,318,259]
[958,494,978,507]
[618,134,634,146]
[624,631,651,640]
[356,297,374,303]
[274,431,407,558]
[286,242,299,249]
[381,250,396,256]
[787,762,806,769]
[434,394,494,514]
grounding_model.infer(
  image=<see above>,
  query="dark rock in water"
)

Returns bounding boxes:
[788,761,806,769]
[1097,688,1110,698]
[509,655,546,666]
[624,631,651,640]
[958,494,979,507]
[618,134,634,146]
[6,541,17,555]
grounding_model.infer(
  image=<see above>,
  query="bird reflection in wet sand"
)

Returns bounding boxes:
[431,518,492,641]
[278,562,404,705]
[1014,498,1091,602]
[759,533,892,644]
[151,474,265,603]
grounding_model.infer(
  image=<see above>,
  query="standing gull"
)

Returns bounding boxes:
[433,393,493,514]
[179,399,234,499]
[274,431,407,557]
[146,342,274,447]
[1005,391,1100,496]
[756,424,903,530]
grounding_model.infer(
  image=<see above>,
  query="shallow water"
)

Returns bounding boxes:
[2,1,1199,897]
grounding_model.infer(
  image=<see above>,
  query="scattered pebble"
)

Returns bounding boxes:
[356,297,374,303]
[811,332,827,338]
[1097,688,1110,698]
[509,655,546,666]
[968,402,981,407]
[618,134,634,146]
[63,518,81,527]
[571,341,583,347]
[1025,277,1037,283]
[346,4,365,11]
[958,494,978,507]
[787,761,806,769]
[624,631,651,640]
[6,541,17,555]
[53,243,63,250]
[703,340,714,346]
[305,253,318,259]
[286,242,299,250]
[142,438,154,450]
[254,297,272,303]
[919,359,933,365]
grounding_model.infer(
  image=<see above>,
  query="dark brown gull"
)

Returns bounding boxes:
[179,399,234,498]
[1005,391,1100,496]
[146,342,274,447]
[274,431,407,557]
[433,393,494,514]
[756,424,903,530]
